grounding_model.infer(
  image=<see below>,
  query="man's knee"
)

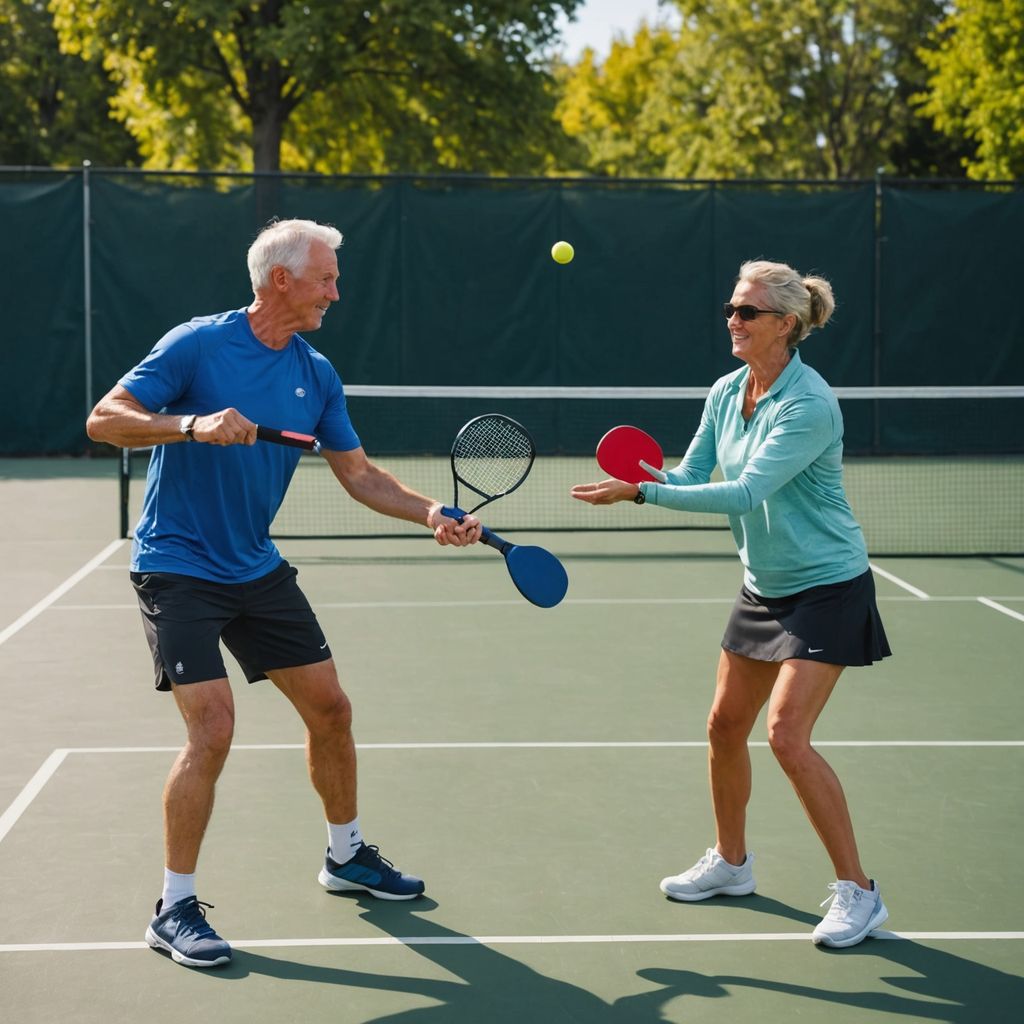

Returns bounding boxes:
[311,689,353,736]
[175,682,235,758]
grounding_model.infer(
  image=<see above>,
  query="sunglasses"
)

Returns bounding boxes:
[723,302,784,321]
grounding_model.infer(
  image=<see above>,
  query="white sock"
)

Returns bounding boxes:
[161,868,196,909]
[328,818,363,864]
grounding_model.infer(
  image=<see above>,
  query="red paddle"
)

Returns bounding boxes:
[596,425,665,484]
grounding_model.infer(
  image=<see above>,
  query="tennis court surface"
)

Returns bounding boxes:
[2,458,1022,1023]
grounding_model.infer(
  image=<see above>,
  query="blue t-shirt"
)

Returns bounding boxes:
[120,308,361,582]
[640,351,868,596]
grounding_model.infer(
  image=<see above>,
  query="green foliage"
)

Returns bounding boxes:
[47,0,582,173]
[555,0,956,179]
[15,0,1012,180]
[0,0,138,166]
[917,0,1024,180]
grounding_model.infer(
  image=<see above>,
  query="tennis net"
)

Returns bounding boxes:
[120,385,1024,556]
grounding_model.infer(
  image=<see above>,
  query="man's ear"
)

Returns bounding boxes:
[270,264,290,292]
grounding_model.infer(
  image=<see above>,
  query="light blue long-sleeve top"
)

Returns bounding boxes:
[639,351,868,597]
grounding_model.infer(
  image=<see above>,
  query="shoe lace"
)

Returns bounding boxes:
[682,848,717,880]
[174,898,218,938]
[361,845,399,877]
[819,881,859,916]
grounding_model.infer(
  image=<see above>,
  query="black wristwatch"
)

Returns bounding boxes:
[179,414,197,441]
[633,484,646,505]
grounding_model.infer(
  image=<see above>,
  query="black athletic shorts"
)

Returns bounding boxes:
[721,568,892,667]
[130,561,332,691]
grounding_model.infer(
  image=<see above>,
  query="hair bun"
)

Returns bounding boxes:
[803,276,835,328]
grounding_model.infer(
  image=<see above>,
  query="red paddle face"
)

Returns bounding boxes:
[596,425,664,484]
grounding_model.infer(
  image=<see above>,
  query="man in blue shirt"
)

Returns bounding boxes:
[573,260,891,949]
[87,219,481,968]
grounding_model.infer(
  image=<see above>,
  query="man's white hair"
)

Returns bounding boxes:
[247,219,343,291]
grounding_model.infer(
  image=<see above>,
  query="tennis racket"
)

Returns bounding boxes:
[256,425,321,454]
[440,413,535,519]
[596,425,666,483]
[440,414,567,608]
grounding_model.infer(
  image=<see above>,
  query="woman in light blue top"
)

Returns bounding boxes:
[573,260,891,948]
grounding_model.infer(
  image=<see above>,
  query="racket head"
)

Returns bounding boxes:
[450,413,536,514]
[596,425,664,484]
[505,544,569,608]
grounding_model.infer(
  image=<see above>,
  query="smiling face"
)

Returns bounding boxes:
[280,239,340,333]
[726,280,792,365]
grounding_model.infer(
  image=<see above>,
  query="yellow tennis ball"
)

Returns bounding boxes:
[551,240,574,264]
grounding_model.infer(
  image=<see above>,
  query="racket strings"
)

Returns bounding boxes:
[453,416,534,498]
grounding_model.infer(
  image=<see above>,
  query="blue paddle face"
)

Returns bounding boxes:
[505,544,569,608]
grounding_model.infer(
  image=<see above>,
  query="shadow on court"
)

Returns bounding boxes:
[172,896,1021,1023]
[677,892,820,927]
[989,556,1024,577]
[635,938,1024,1023]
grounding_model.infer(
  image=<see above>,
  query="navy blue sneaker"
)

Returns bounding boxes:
[318,843,425,900]
[145,896,232,967]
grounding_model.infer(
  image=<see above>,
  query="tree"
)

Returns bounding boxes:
[555,24,684,178]
[0,0,138,166]
[916,0,1024,180]
[555,0,958,179]
[48,0,582,174]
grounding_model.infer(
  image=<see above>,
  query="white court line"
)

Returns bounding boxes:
[0,749,69,845]
[869,562,930,600]
[870,564,1024,620]
[0,539,125,647]
[2,931,1022,954]
[977,597,1024,623]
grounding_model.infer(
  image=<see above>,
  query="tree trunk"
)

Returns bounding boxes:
[249,81,288,225]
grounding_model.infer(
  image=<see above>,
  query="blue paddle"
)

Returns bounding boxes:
[479,527,569,608]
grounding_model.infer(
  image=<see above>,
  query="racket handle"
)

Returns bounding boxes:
[440,511,509,552]
[479,526,513,556]
[440,507,511,552]
[256,425,321,454]
[639,459,668,483]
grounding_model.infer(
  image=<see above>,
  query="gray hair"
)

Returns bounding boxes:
[738,260,835,347]
[247,219,343,291]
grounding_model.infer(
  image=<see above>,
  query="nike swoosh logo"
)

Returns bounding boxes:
[320,640,328,649]
[808,648,824,654]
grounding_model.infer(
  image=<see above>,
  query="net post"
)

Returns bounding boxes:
[873,167,885,451]
[82,159,93,420]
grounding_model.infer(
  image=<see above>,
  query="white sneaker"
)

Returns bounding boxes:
[660,848,756,902]
[812,880,889,947]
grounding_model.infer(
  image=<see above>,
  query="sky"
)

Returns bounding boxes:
[555,0,680,61]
